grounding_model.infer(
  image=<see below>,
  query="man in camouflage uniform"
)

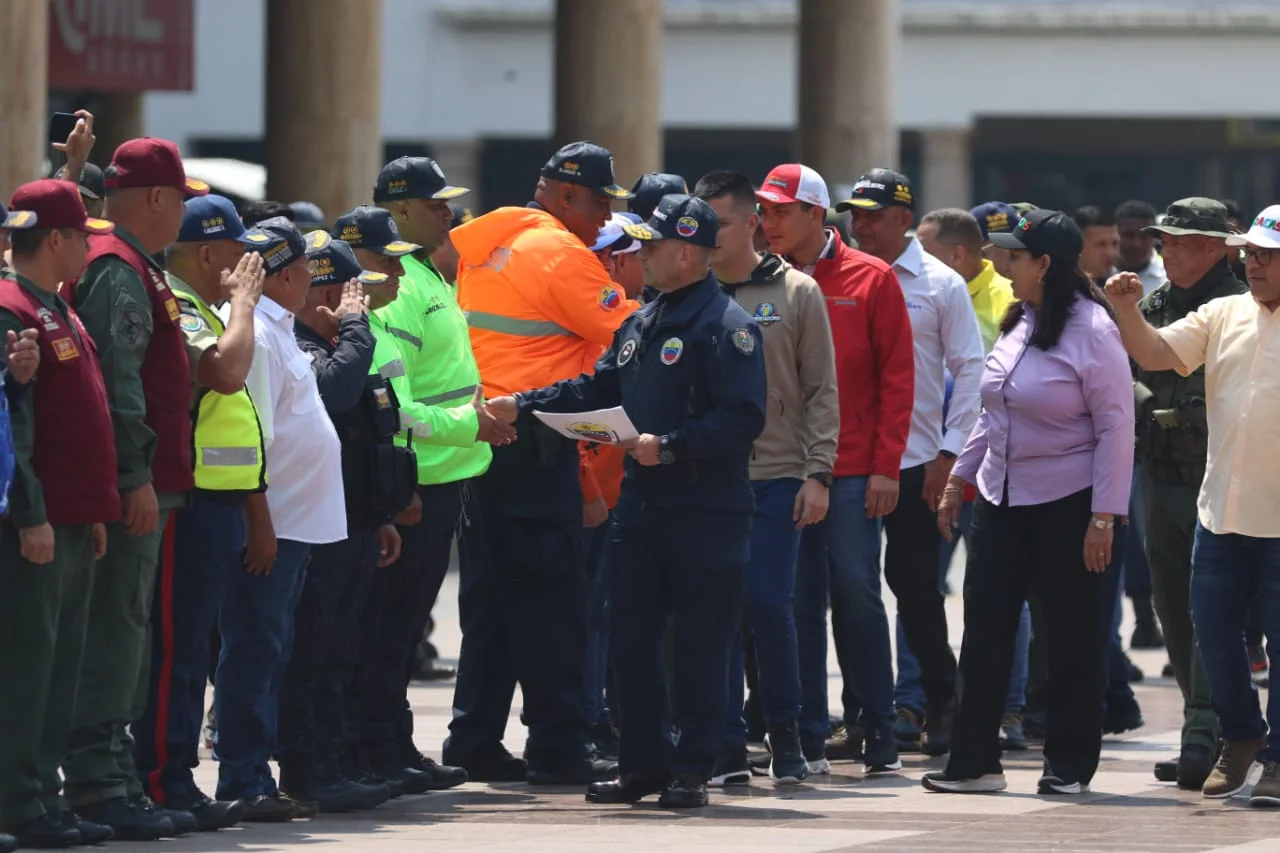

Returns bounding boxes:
[1121,198,1246,791]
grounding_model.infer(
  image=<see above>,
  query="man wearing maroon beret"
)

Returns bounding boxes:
[0,179,118,848]
[59,138,211,840]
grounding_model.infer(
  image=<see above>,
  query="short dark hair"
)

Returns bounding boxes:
[918,208,982,249]
[1114,200,1157,222]
[239,200,295,227]
[1073,205,1114,229]
[8,228,57,257]
[692,170,757,211]
[1220,198,1242,222]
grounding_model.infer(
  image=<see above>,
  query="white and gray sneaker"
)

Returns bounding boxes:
[708,743,751,787]
[922,771,1008,793]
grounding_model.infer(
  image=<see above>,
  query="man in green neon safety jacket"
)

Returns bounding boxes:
[133,195,267,830]
[334,163,513,789]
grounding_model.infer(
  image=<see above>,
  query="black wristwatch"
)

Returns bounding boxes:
[938,450,957,460]
[808,471,833,488]
[658,435,677,465]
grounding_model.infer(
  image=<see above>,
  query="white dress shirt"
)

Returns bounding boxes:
[234,295,346,544]
[1138,253,1167,297]
[892,238,985,469]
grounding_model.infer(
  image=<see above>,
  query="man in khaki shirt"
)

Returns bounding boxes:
[1107,204,1280,809]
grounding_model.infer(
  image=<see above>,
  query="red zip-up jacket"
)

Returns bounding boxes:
[812,237,914,479]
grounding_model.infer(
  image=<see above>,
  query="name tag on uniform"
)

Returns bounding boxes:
[372,387,392,410]
[52,337,80,361]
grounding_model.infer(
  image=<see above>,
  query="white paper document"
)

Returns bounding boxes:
[533,407,639,445]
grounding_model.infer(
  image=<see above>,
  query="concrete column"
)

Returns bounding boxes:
[919,126,973,213]
[265,0,382,213]
[797,0,899,195]
[554,0,662,187]
[0,0,48,200]
[91,93,145,163]
[431,138,481,209]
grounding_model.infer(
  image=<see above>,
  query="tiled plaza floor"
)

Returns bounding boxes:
[154,561,1278,853]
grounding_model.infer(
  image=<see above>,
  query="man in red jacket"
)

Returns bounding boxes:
[756,163,914,776]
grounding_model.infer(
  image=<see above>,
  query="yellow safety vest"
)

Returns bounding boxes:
[170,282,267,494]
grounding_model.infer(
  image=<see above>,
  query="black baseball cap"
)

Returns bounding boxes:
[76,163,106,201]
[836,168,915,212]
[629,172,687,220]
[449,203,474,230]
[331,205,421,256]
[374,156,470,203]
[540,141,632,199]
[989,209,1084,261]
[622,193,718,249]
[304,231,389,287]
[238,216,307,276]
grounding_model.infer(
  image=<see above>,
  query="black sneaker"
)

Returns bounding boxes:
[9,814,81,849]
[708,743,751,787]
[585,772,666,804]
[56,812,112,846]
[922,770,1007,793]
[527,758,615,786]
[239,794,297,823]
[1038,763,1089,795]
[74,797,174,842]
[764,722,808,785]
[923,702,954,757]
[164,794,243,831]
[801,737,830,775]
[400,741,469,790]
[863,723,903,773]
[446,743,527,783]
[1176,743,1216,791]
[1102,704,1145,736]
[658,773,708,808]
[132,795,194,837]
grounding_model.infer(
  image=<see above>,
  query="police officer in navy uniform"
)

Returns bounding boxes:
[485,194,766,808]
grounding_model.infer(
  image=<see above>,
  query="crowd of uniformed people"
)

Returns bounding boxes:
[0,107,1278,848]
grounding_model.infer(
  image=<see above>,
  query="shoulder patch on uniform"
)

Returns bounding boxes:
[179,313,205,333]
[660,337,683,365]
[598,286,622,311]
[753,302,781,325]
[731,328,756,356]
[617,338,637,366]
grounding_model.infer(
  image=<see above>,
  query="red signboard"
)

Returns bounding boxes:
[48,0,195,92]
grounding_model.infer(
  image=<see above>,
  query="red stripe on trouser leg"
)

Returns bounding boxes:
[147,512,178,803]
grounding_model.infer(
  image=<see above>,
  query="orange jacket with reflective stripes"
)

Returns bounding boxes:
[453,206,639,399]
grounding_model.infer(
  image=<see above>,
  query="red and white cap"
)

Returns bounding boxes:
[755,163,831,208]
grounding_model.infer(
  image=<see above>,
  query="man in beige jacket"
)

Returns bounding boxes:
[693,171,839,786]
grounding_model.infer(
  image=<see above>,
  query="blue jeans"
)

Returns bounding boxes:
[1189,524,1280,762]
[583,516,614,729]
[794,475,892,744]
[214,537,311,801]
[725,478,804,745]
[895,500,1029,715]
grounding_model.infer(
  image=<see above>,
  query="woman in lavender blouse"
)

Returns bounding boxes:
[921,210,1134,796]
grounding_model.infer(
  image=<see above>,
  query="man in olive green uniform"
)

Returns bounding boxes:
[60,138,209,840]
[1121,198,1246,790]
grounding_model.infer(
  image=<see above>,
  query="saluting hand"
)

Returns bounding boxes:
[220,251,265,306]
[335,280,369,317]
[5,328,40,385]
[20,523,55,565]
[1104,272,1144,309]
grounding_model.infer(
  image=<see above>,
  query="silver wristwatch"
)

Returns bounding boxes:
[1091,516,1115,530]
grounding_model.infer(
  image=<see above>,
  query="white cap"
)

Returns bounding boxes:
[591,212,643,254]
[754,163,831,209]
[1227,204,1280,249]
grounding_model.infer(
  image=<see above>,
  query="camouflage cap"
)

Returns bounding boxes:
[1144,197,1233,239]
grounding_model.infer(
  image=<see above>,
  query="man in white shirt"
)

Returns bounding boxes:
[215,217,346,821]
[838,170,985,759]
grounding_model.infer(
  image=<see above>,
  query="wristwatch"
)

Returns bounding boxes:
[658,435,677,465]
[939,450,957,460]
[808,471,833,488]
[1091,516,1115,530]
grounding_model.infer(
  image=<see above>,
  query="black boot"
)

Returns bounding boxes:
[585,772,666,804]
[658,773,709,808]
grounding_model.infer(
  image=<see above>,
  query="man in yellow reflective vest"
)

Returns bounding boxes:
[334,183,511,789]
[133,196,268,831]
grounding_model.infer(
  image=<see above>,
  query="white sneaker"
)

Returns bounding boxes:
[922,771,1007,793]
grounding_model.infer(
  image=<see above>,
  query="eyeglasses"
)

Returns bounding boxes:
[1243,246,1279,267]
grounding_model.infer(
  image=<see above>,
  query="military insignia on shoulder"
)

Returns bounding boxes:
[179,313,204,333]
[617,338,637,366]
[731,328,755,355]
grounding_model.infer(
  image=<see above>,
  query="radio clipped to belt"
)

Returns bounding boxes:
[363,373,417,516]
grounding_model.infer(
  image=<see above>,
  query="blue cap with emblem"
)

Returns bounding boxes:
[629,172,687,220]
[540,141,633,200]
[622,194,718,249]
[178,194,246,243]
[331,205,421,257]
[374,156,471,202]
[290,201,326,230]
[969,201,1020,241]
[304,231,389,287]
[238,216,307,276]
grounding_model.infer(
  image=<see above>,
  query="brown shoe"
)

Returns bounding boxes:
[825,723,864,761]
[1203,737,1266,798]
[1250,760,1280,808]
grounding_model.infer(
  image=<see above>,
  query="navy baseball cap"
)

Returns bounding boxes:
[304,231,389,287]
[969,201,1020,241]
[76,163,106,201]
[629,172,687,220]
[178,194,247,243]
[448,203,474,230]
[540,141,632,200]
[374,156,470,202]
[622,194,718,249]
[989,209,1084,261]
[331,205,421,257]
[238,216,307,275]
[836,168,915,212]
[290,201,325,230]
